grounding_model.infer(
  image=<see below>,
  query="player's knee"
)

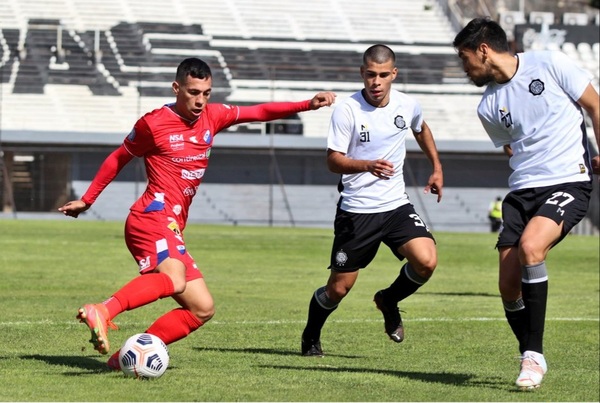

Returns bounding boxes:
[518,238,546,265]
[412,255,437,278]
[190,305,215,323]
[326,283,350,302]
[170,277,187,294]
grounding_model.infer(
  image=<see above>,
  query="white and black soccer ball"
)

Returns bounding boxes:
[118,333,169,379]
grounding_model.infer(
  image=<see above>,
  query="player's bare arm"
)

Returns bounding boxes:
[412,121,443,202]
[576,83,600,175]
[327,149,395,179]
[309,92,337,110]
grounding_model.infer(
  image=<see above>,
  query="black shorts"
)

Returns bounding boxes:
[497,181,592,248]
[329,203,435,272]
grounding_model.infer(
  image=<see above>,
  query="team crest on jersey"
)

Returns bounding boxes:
[335,250,348,266]
[394,115,406,129]
[202,129,212,144]
[529,79,544,96]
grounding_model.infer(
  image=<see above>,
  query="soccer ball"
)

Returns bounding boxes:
[118,333,169,379]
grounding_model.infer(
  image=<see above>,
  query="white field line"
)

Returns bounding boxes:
[0,317,598,327]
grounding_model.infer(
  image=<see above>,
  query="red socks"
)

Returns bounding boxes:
[104,272,175,318]
[101,273,203,347]
[145,308,204,345]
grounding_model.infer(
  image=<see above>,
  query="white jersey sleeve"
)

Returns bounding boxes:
[327,100,355,154]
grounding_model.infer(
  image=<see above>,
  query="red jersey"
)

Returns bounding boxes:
[124,102,239,229]
[82,99,312,231]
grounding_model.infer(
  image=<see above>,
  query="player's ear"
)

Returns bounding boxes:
[172,81,179,95]
[479,43,489,59]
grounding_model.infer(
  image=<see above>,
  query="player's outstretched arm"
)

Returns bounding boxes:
[236,92,336,124]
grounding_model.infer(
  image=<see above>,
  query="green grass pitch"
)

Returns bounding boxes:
[0,219,598,401]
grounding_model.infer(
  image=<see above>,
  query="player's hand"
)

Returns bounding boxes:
[58,200,90,218]
[368,159,395,180]
[424,170,443,203]
[309,92,336,110]
[592,155,600,175]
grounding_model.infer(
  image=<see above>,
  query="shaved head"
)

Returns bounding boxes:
[363,44,396,66]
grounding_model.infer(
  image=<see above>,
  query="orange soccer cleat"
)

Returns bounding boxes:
[76,304,118,355]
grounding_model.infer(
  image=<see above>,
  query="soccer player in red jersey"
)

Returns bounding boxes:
[58,57,336,369]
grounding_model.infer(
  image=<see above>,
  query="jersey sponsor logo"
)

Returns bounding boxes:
[170,134,185,151]
[171,151,210,163]
[167,219,182,236]
[359,124,370,142]
[529,79,545,96]
[138,256,151,271]
[394,115,406,130]
[181,168,205,180]
[499,107,513,128]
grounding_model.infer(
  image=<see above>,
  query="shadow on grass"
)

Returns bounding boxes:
[20,354,180,376]
[20,354,110,374]
[193,346,361,359]
[419,291,499,298]
[263,364,506,389]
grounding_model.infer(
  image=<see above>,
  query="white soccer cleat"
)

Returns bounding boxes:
[516,350,547,390]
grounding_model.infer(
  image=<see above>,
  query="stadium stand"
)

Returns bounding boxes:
[0,0,598,233]
[0,0,481,138]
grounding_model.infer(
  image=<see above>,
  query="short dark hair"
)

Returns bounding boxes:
[175,57,212,83]
[452,17,510,53]
[363,44,396,65]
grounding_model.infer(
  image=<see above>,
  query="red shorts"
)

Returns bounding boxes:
[124,210,202,282]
